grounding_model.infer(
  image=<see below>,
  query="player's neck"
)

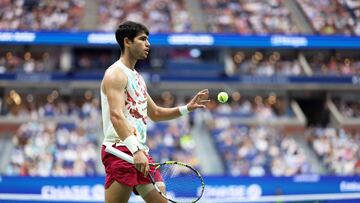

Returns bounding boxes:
[119,54,137,71]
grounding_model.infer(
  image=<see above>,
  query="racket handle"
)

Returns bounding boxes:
[105,145,134,164]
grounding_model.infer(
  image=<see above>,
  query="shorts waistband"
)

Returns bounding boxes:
[103,141,149,152]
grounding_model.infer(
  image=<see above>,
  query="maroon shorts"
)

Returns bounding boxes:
[101,144,163,190]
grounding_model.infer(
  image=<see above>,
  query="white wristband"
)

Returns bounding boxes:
[179,105,189,115]
[123,135,141,154]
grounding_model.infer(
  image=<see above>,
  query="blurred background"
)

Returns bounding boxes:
[0,0,360,202]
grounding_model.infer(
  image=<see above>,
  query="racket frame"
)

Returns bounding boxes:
[105,145,204,203]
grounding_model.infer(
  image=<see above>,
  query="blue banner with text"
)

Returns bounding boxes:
[1,31,360,48]
[0,175,360,203]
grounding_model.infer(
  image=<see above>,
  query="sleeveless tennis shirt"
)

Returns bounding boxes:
[101,60,148,151]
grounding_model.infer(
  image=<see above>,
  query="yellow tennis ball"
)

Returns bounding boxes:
[217,92,228,103]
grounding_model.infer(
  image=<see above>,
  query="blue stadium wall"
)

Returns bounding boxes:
[1,175,360,203]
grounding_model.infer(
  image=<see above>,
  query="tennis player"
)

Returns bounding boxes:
[100,21,210,203]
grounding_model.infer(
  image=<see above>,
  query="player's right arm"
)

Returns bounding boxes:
[102,67,149,176]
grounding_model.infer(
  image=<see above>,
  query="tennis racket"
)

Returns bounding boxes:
[105,145,205,203]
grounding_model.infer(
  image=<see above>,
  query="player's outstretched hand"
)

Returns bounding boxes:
[187,89,210,111]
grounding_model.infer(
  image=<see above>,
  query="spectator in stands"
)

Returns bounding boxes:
[201,0,301,34]
[307,52,360,76]
[307,127,360,175]
[203,96,311,176]
[0,0,85,31]
[4,90,101,177]
[232,51,304,76]
[97,0,190,32]
[298,0,353,35]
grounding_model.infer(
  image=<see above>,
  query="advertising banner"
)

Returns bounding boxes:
[1,175,360,203]
[1,31,360,48]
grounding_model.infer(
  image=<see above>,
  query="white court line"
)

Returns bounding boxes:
[0,193,360,202]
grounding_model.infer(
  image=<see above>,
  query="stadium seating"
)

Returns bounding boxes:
[97,0,191,32]
[0,0,85,31]
[306,127,360,175]
[200,0,301,34]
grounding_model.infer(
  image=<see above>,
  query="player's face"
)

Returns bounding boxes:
[129,32,150,60]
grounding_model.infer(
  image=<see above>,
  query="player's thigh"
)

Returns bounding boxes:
[105,181,133,203]
[138,183,167,203]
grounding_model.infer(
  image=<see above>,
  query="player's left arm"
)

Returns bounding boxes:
[147,89,210,122]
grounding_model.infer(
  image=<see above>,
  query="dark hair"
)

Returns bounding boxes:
[115,21,149,53]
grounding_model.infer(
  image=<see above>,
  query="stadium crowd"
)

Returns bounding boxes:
[0,50,59,73]
[2,90,198,176]
[206,94,292,120]
[0,0,85,31]
[4,90,100,176]
[306,52,360,75]
[334,98,360,118]
[1,0,359,35]
[306,127,360,175]
[2,90,360,176]
[297,0,354,35]
[201,96,309,176]
[97,0,191,33]
[3,49,360,76]
[200,96,360,176]
[201,0,300,34]
[209,124,311,176]
[231,51,304,76]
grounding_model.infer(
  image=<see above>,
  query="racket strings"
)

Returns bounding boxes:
[155,163,203,203]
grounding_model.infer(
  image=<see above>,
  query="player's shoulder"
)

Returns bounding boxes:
[105,61,127,78]
[103,64,127,86]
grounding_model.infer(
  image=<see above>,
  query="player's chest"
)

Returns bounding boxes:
[126,76,147,106]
